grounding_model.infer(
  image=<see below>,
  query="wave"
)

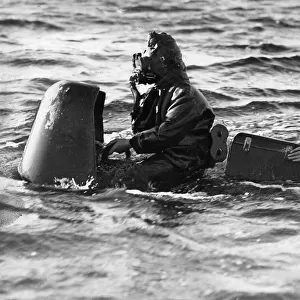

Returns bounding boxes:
[241,207,300,222]
[87,53,108,61]
[215,43,293,53]
[214,101,300,116]
[0,108,14,116]
[227,6,256,12]
[6,57,79,68]
[174,15,231,26]
[0,37,19,46]
[245,100,300,110]
[0,90,39,97]
[104,100,132,112]
[0,196,24,228]
[124,5,200,13]
[249,16,300,28]
[201,89,239,102]
[0,18,64,31]
[187,65,206,71]
[249,43,293,53]
[29,77,57,86]
[195,55,300,73]
[28,77,57,92]
[218,55,300,70]
[72,13,116,25]
[175,27,224,34]
[219,87,300,98]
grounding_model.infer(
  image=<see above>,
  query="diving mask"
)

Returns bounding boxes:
[130,53,157,85]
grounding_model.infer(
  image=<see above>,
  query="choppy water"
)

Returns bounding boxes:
[1,0,300,299]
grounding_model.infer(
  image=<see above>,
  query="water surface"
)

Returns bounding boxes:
[1,0,300,299]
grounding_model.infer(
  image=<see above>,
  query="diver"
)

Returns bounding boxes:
[99,31,215,190]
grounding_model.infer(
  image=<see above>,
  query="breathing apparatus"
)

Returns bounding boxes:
[130,52,157,85]
[130,31,190,88]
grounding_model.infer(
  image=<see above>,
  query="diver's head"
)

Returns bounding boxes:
[131,31,189,86]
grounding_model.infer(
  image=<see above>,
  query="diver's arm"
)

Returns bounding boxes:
[129,74,142,121]
[130,85,141,121]
[130,89,212,154]
[130,82,140,102]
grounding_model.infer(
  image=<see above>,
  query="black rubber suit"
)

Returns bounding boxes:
[99,31,215,190]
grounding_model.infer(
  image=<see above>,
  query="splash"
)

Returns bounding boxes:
[241,180,300,193]
[126,189,228,203]
[5,141,21,148]
[53,176,96,190]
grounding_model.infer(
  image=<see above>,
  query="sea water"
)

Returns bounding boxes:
[1,0,300,299]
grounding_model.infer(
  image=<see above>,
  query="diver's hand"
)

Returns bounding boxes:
[287,147,300,162]
[102,139,131,160]
[130,53,144,86]
[108,139,130,154]
[129,74,137,87]
[129,72,140,88]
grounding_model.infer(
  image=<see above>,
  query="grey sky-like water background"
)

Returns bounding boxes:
[1,0,300,299]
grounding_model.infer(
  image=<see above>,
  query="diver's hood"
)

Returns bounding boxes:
[132,31,189,86]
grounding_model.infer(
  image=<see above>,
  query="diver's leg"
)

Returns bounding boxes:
[117,153,189,191]
[96,154,180,190]
[97,154,205,191]
[96,159,136,189]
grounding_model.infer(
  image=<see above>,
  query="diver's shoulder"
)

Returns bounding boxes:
[170,83,206,100]
[170,83,192,100]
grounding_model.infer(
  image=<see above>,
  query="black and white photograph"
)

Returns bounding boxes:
[1,0,300,299]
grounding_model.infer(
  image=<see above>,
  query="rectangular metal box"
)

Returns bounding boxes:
[225,133,300,181]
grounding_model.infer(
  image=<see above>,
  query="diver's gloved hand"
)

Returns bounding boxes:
[129,53,141,87]
[130,52,157,85]
[129,73,138,88]
[101,138,131,160]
